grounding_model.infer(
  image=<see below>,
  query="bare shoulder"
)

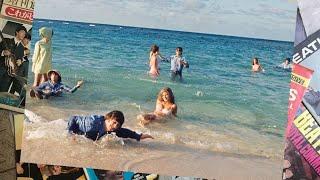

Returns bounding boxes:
[171,104,177,116]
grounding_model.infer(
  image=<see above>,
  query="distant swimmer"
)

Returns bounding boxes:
[278,58,292,69]
[251,57,264,72]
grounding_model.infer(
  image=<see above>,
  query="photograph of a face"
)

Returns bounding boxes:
[21,0,296,179]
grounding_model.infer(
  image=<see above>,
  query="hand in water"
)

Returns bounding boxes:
[76,80,84,87]
[140,134,154,140]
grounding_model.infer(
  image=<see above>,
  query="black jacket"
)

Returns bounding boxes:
[0,37,25,67]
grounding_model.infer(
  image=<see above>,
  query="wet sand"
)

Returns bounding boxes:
[21,136,282,179]
[21,107,284,179]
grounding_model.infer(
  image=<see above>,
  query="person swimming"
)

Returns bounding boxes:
[251,57,264,72]
[138,87,177,126]
[278,58,292,69]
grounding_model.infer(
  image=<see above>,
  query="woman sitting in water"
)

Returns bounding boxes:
[138,87,177,126]
[251,57,264,72]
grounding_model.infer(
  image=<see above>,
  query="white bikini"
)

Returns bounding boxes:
[156,103,172,116]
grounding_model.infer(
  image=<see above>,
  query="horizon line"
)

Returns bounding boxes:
[34,17,294,43]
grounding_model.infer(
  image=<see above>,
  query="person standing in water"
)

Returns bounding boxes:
[32,27,53,87]
[148,45,160,79]
[170,47,189,81]
[251,57,263,72]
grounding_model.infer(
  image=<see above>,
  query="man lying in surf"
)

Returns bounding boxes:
[67,110,154,141]
[30,70,83,99]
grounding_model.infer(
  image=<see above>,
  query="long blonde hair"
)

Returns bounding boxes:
[157,87,175,104]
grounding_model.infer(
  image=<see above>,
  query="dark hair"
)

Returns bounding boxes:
[176,47,183,52]
[285,58,291,63]
[105,110,125,127]
[150,44,159,54]
[47,165,61,175]
[47,165,54,175]
[24,33,31,40]
[252,57,259,65]
[15,25,27,35]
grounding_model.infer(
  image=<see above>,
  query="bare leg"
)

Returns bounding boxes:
[33,73,42,87]
[43,74,48,82]
[40,74,48,84]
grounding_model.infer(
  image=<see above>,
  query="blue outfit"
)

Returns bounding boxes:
[169,55,186,72]
[67,115,142,141]
[170,55,187,81]
[35,80,78,98]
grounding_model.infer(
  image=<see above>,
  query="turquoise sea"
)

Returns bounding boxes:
[26,19,293,158]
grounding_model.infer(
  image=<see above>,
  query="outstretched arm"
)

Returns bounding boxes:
[158,53,170,62]
[116,128,153,141]
[140,134,154,140]
[62,80,83,93]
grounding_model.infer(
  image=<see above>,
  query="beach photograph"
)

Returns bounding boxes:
[21,0,296,179]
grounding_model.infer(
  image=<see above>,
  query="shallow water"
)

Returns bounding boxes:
[25,19,292,160]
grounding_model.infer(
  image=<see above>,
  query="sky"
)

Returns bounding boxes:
[34,0,297,41]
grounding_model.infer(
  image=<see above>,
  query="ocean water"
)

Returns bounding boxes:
[26,19,293,159]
